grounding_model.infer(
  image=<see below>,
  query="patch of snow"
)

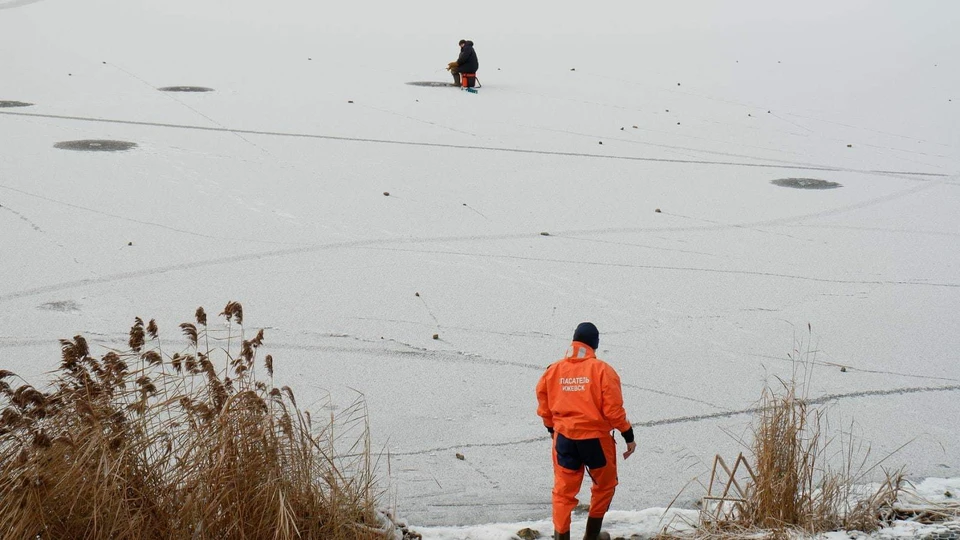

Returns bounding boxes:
[410,508,698,540]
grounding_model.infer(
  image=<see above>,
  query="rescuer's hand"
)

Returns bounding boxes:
[623,441,637,460]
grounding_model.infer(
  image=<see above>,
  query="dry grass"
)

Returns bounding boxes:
[741,381,902,534]
[694,332,905,539]
[0,303,389,540]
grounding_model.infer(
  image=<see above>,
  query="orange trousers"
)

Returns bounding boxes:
[551,432,618,534]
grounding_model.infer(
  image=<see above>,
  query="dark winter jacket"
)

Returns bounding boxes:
[456,41,479,73]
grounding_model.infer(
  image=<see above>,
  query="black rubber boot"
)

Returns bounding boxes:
[554,532,570,540]
[451,71,461,86]
[583,516,605,540]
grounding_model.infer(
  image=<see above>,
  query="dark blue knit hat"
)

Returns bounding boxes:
[572,322,599,350]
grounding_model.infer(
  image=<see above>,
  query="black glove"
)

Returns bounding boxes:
[546,426,554,435]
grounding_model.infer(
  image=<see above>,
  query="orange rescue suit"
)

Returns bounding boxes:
[536,341,633,535]
[536,342,632,439]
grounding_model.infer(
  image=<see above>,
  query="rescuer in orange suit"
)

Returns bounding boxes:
[536,322,637,540]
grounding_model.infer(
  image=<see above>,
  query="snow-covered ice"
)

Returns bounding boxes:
[2,0,959,537]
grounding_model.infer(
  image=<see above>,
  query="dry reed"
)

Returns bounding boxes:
[0,302,390,540]
[742,381,902,534]
[695,332,904,539]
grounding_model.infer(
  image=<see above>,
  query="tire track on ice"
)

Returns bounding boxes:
[8,333,956,458]
[269,338,724,410]
[560,177,952,236]
[0,233,536,304]
[737,351,960,383]
[0,184,312,246]
[392,384,960,456]
[0,110,949,178]
[5,171,943,249]
[0,202,44,232]
[0,175,953,304]
[785,223,960,239]
[355,246,960,289]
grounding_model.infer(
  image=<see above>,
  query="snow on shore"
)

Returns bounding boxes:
[410,478,960,539]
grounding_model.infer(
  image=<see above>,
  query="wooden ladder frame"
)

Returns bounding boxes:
[702,453,758,524]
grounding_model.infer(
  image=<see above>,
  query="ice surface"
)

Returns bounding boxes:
[1,0,958,534]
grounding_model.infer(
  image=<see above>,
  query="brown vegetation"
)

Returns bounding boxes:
[739,380,902,534]
[690,335,905,539]
[0,303,389,540]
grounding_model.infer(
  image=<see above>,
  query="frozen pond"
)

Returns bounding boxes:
[1,0,958,530]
